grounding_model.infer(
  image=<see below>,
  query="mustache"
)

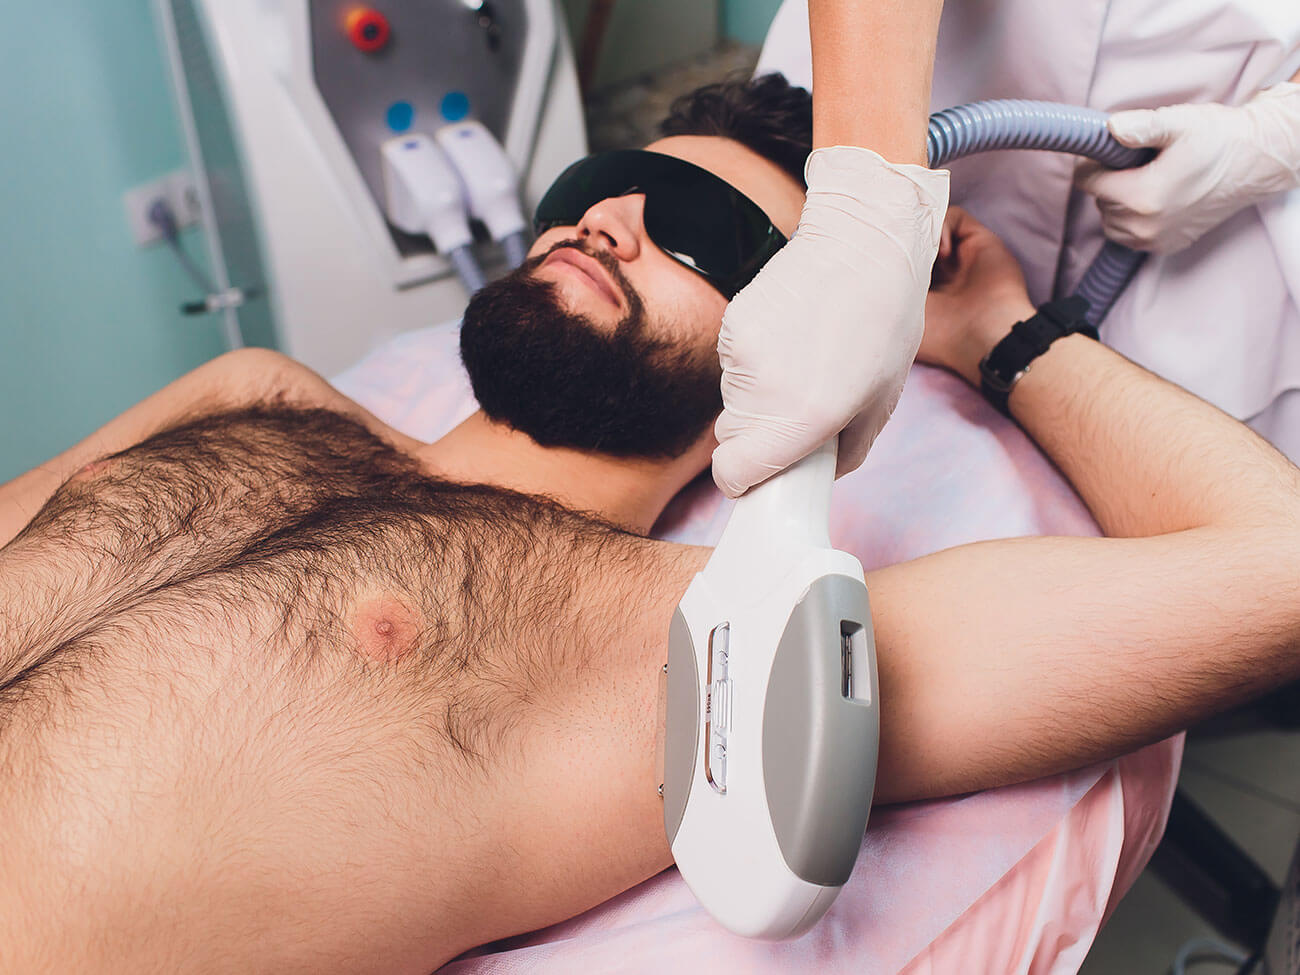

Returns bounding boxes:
[528,238,639,308]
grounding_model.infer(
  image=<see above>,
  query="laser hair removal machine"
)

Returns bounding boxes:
[155,0,586,375]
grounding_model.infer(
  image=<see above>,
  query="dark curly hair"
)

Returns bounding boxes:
[658,72,814,188]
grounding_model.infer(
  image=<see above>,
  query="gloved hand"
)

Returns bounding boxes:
[1076,82,1300,255]
[711,147,949,497]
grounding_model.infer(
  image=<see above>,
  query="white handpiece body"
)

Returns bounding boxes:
[380,133,473,252]
[664,439,880,940]
[435,119,527,242]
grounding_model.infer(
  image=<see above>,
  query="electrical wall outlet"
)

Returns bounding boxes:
[123,169,202,246]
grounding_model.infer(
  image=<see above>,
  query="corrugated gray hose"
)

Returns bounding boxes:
[927,100,1156,328]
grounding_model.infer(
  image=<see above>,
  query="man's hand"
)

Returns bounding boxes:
[919,207,1035,386]
[1075,82,1300,255]
[712,148,949,497]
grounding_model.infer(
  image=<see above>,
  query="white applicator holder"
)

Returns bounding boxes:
[380,132,487,295]
[435,119,530,268]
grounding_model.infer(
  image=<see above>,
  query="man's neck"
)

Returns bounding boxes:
[415,411,713,534]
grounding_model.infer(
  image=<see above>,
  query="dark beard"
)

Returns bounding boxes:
[458,243,723,459]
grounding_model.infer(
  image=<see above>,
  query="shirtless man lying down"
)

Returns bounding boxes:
[2,77,1298,973]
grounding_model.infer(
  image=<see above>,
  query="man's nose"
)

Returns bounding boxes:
[574,194,645,262]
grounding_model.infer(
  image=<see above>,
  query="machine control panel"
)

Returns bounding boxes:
[309,0,529,256]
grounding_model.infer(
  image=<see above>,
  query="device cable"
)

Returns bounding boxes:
[501,231,530,269]
[927,100,1156,327]
[447,245,487,294]
[147,197,247,346]
[148,198,218,295]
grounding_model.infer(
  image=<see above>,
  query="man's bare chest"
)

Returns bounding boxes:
[4,405,646,751]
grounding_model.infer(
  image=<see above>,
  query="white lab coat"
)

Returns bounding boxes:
[758,0,1300,456]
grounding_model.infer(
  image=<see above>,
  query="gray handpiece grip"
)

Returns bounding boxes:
[763,573,879,886]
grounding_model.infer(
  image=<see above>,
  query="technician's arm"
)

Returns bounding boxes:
[712,0,949,497]
[0,349,417,547]
[867,208,1300,802]
[808,0,943,162]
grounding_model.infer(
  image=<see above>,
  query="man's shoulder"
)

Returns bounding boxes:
[210,348,346,411]
[206,348,437,459]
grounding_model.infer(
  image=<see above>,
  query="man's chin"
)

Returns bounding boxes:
[459,263,723,460]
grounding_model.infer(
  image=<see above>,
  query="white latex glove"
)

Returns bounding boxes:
[711,147,949,497]
[1077,82,1300,255]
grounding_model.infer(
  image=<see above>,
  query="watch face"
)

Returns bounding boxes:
[979,351,1021,394]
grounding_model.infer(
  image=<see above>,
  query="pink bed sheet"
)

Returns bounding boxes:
[331,324,1180,974]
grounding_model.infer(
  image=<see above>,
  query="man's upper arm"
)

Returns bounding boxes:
[866,526,1300,803]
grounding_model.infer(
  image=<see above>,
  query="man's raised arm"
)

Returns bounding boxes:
[0,348,416,547]
[867,207,1300,802]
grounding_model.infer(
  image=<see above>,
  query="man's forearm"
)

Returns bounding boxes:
[986,330,1300,537]
[808,0,943,163]
[868,315,1300,802]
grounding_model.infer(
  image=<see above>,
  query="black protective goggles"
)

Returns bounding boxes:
[533,149,787,300]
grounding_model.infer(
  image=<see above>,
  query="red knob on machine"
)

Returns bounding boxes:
[346,7,391,53]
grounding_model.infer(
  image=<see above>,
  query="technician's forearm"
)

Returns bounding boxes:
[808,0,943,163]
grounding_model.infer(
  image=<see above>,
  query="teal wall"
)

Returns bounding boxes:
[721,0,784,46]
[0,1,233,484]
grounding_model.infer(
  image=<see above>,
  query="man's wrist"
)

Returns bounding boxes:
[974,296,1098,417]
[956,298,1036,386]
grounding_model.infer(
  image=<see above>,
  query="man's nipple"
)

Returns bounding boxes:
[350,596,422,663]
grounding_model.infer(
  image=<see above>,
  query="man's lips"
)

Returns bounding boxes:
[540,248,624,310]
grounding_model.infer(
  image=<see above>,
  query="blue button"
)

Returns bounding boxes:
[385,100,415,133]
[440,91,471,122]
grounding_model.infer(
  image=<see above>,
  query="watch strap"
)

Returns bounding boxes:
[979,295,1095,416]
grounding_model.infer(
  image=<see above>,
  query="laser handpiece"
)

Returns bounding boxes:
[664,439,878,940]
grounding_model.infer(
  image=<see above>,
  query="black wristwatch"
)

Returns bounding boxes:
[978,295,1097,417]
